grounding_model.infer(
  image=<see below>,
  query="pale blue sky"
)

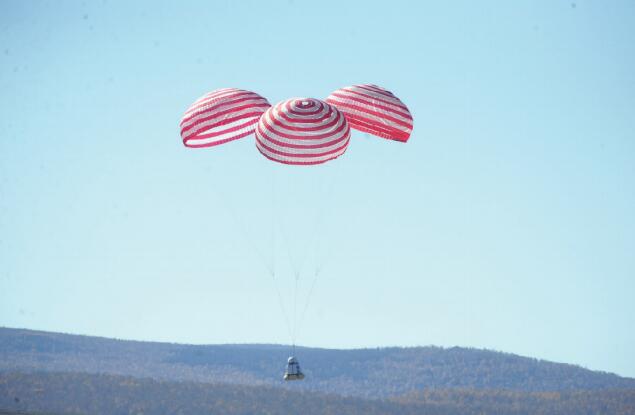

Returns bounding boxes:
[1,1,634,377]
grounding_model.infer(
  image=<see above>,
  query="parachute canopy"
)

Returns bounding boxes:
[180,84,412,164]
[255,98,350,165]
[326,84,413,142]
[180,88,271,148]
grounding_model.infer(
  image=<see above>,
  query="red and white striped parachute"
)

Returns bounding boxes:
[256,98,350,165]
[179,84,412,164]
[180,88,271,148]
[326,84,413,142]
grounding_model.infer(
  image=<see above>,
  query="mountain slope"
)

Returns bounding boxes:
[1,327,634,399]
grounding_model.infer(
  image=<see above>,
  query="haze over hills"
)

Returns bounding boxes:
[1,327,634,400]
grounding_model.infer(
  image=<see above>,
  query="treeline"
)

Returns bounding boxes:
[0,371,414,415]
[394,388,635,415]
[1,372,635,415]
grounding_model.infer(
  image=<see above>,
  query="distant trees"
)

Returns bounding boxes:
[1,372,635,415]
[2,327,635,413]
[394,388,635,415]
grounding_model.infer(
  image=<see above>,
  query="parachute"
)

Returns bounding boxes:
[180,84,413,380]
[180,88,270,148]
[180,84,412,163]
[255,98,350,165]
[326,84,413,142]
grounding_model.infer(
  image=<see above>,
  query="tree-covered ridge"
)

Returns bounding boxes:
[394,388,635,415]
[1,372,635,415]
[1,327,633,399]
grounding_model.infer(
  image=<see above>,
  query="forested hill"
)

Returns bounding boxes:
[1,327,634,399]
[2,372,635,415]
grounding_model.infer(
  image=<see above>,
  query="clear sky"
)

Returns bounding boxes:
[1,1,634,377]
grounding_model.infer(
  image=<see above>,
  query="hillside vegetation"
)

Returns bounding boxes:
[2,327,633,399]
[2,372,635,415]
[2,327,635,414]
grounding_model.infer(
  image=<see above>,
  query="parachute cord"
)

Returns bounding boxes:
[288,159,343,348]
[276,169,320,280]
[210,168,275,277]
[271,166,276,282]
[304,158,341,284]
[314,157,343,269]
[203,162,296,349]
[270,270,293,344]
[292,271,300,350]
[276,213,300,351]
[278,221,298,276]
[295,267,321,343]
[271,166,294,346]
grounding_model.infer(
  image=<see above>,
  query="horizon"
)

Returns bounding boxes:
[1,0,634,380]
